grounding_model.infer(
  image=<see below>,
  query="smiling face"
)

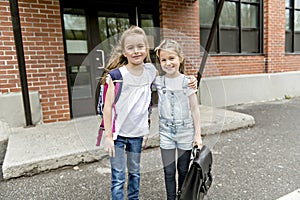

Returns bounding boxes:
[158,49,183,78]
[123,34,148,67]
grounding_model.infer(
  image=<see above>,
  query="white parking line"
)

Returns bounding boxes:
[277,189,300,200]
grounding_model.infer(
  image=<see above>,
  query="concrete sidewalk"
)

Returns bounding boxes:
[1,105,255,180]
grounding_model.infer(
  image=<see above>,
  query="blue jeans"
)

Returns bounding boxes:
[110,135,143,200]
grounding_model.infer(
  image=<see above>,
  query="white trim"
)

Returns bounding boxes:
[199,71,300,107]
[277,189,300,200]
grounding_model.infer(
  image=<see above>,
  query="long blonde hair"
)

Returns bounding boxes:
[154,39,185,74]
[101,26,151,84]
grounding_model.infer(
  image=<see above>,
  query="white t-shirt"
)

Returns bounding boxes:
[154,74,196,96]
[111,63,156,139]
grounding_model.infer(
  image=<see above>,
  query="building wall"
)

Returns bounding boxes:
[159,0,202,77]
[210,0,300,76]
[160,0,266,78]
[264,0,300,72]
[1,0,300,125]
[158,0,300,108]
[160,0,300,78]
[0,0,16,93]
[0,0,70,123]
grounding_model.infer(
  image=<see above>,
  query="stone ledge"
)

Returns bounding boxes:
[0,121,11,165]
[2,106,255,180]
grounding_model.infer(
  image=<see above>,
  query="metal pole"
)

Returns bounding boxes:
[9,0,33,126]
[197,0,225,87]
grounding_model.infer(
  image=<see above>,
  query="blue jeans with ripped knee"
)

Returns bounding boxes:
[109,135,143,200]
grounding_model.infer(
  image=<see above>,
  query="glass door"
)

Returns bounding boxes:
[62,1,159,117]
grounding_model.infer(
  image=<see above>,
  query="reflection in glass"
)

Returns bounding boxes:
[141,14,154,28]
[200,0,261,54]
[295,33,300,51]
[241,4,258,28]
[220,1,237,27]
[141,14,156,50]
[200,28,217,52]
[286,10,291,31]
[69,66,92,99]
[296,0,300,9]
[220,29,238,53]
[98,17,108,43]
[98,12,130,44]
[64,13,88,54]
[200,0,215,25]
[242,0,259,2]
[285,32,292,52]
[242,30,259,53]
[295,11,300,31]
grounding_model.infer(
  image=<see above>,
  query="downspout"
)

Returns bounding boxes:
[9,0,33,126]
[197,0,225,87]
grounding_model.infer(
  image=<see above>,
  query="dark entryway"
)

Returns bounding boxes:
[60,0,159,117]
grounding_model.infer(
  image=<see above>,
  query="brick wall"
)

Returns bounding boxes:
[264,0,285,73]
[1,0,300,125]
[206,0,300,77]
[203,55,265,77]
[160,0,300,78]
[159,0,265,77]
[274,0,300,73]
[0,0,16,93]
[159,0,202,77]
[0,0,70,123]
[265,0,300,72]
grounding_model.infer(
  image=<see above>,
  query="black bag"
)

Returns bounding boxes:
[179,145,213,200]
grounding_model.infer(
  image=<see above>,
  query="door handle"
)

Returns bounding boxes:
[96,49,105,69]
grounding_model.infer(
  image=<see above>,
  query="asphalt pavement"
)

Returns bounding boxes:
[0,97,300,200]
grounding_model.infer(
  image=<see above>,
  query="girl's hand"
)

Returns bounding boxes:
[193,134,203,149]
[104,137,115,157]
[188,76,198,90]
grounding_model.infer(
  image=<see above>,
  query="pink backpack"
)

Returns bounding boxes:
[95,68,123,146]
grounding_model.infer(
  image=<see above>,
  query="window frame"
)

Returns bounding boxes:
[200,0,263,55]
[285,0,300,53]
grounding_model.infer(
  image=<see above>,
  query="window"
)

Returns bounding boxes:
[98,12,130,44]
[63,10,88,54]
[285,0,300,52]
[200,0,262,54]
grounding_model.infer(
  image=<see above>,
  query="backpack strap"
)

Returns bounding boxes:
[96,120,105,146]
[109,68,123,134]
[110,68,123,104]
[96,68,123,146]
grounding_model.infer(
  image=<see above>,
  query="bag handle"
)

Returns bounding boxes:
[192,145,200,159]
